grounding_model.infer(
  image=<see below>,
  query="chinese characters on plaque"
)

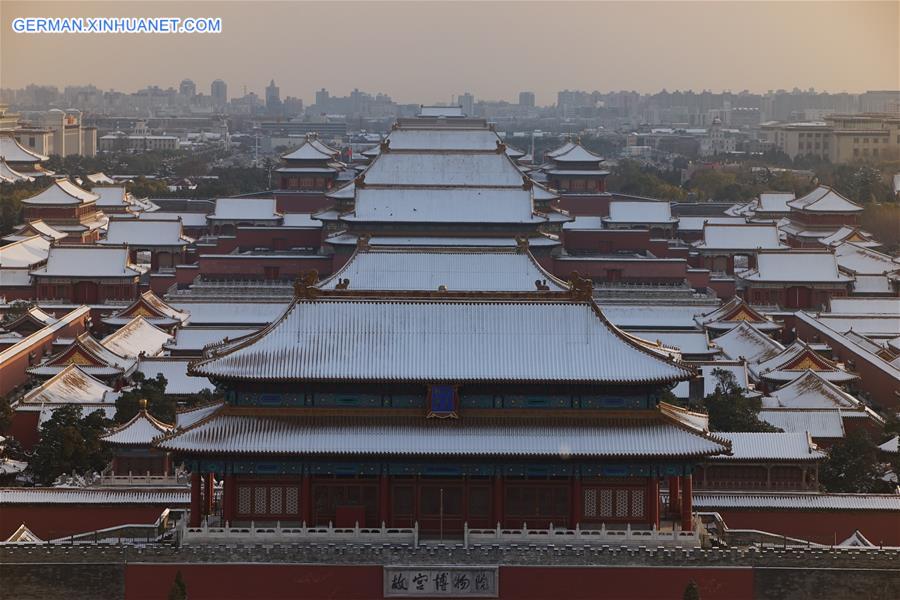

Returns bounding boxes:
[384,566,498,597]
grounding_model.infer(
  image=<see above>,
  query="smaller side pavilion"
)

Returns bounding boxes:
[100,402,174,476]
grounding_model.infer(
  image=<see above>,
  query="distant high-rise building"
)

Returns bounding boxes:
[315,88,330,108]
[211,79,228,107]
[458,92,474,116]
[266,79,281,113]
[179,79,196,97]
[519,91,535,108]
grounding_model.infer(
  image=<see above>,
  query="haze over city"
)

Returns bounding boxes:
[2,1,899,104]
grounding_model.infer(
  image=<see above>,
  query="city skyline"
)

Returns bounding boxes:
[2,1,898,106]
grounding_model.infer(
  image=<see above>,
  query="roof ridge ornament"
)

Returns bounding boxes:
[522,174,533,190]
[354,173,366,189]
[380,139,390,153]
[515,236,529,252]
[569,271,593,300]
[356,234,371,250]
[294,270,320,299]
[495,140,506,154]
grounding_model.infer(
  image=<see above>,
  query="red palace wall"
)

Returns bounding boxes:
[552,257,688,284]
[0,503,187,540]
[554,194,612,217]
[273,191,333,214]
[195,254,334,280]
[793,317,900,410]
[714,509,900,546]
[9,411,40,451]
[0,309,90,396]
[124,564,753,600]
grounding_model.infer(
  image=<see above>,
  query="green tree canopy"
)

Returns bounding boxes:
[115,372,170,424]
[820,429,891,493]
[28,405,112,485]
[702,369,781,433]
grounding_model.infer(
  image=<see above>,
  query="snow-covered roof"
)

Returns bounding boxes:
[4,524,41,542]
[0,159,33,183]
[563,216,606,231]
[0,135,48,162]
[829,297,900,315]
[598,304,713,330]
[762,370,862,409]
[343,188,542,224]
[362,152,526,187]
[3,306,57,330]
[605,201,675,224]
[21,179,98,205]
[103,290,190,327]
[0,488,190,505]
[758,409,845,438]
[690,492,900,511]
[696,297,781,332]
[547,143,604,164]
[281,213,323,228]
[325,233,559,249]
[788,186,862,213]
[175,401,224,429]
[31,246,142,278]
[101,218,192,247]
[0,235,50,268]
[167,301,288,326]
[756,341,857,384]
[833,243,900,275]
[209,197,280,221]
[138,211,209,228]
[820,227,880,248]
[738,251,852,283]
[100,317,172,358]
[191,297,695,384]
[628,330,717,357]
[418,105,465,118]
[92,186,130,208]
[86,172,115,184]
[709,432,824,461]
[812,314,900,338]
[100,409,172,446]
[18,364,116,407]
[838,530,876,547]
[158,412,728,458]
[711,322,785,364]
[879,436,899,454]
[693,223,787,251]
[281,139,339,161]
[318,246,568,292]
[676,216,747,232]
[136,357,214,395]
[852,275,893,294]
[165,326,258,353]
[385,128,502,152]
[2,219,67,242]
[756,192,795,213]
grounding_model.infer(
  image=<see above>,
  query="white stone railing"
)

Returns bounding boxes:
[97,473,189,486]
[463,522,700,548]
[180,520,419,546]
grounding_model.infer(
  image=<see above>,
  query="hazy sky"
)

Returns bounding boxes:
[2,1,898,105]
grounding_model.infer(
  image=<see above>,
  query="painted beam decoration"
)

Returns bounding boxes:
[384,566,498,597]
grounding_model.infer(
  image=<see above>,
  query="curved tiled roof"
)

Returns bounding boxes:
[190,296,695,384]
[100,409,172,446]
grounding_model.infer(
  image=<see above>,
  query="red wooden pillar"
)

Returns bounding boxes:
[223,474,235,525]
[681,475,693,531]
[492,474,504,527]
[571,476,582,529]
[668,476,680,515]
[379,473,390,526]
[204,473,215,515]
[190,472,201,527]
[301,474,312,525]
[646,477,659,530]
